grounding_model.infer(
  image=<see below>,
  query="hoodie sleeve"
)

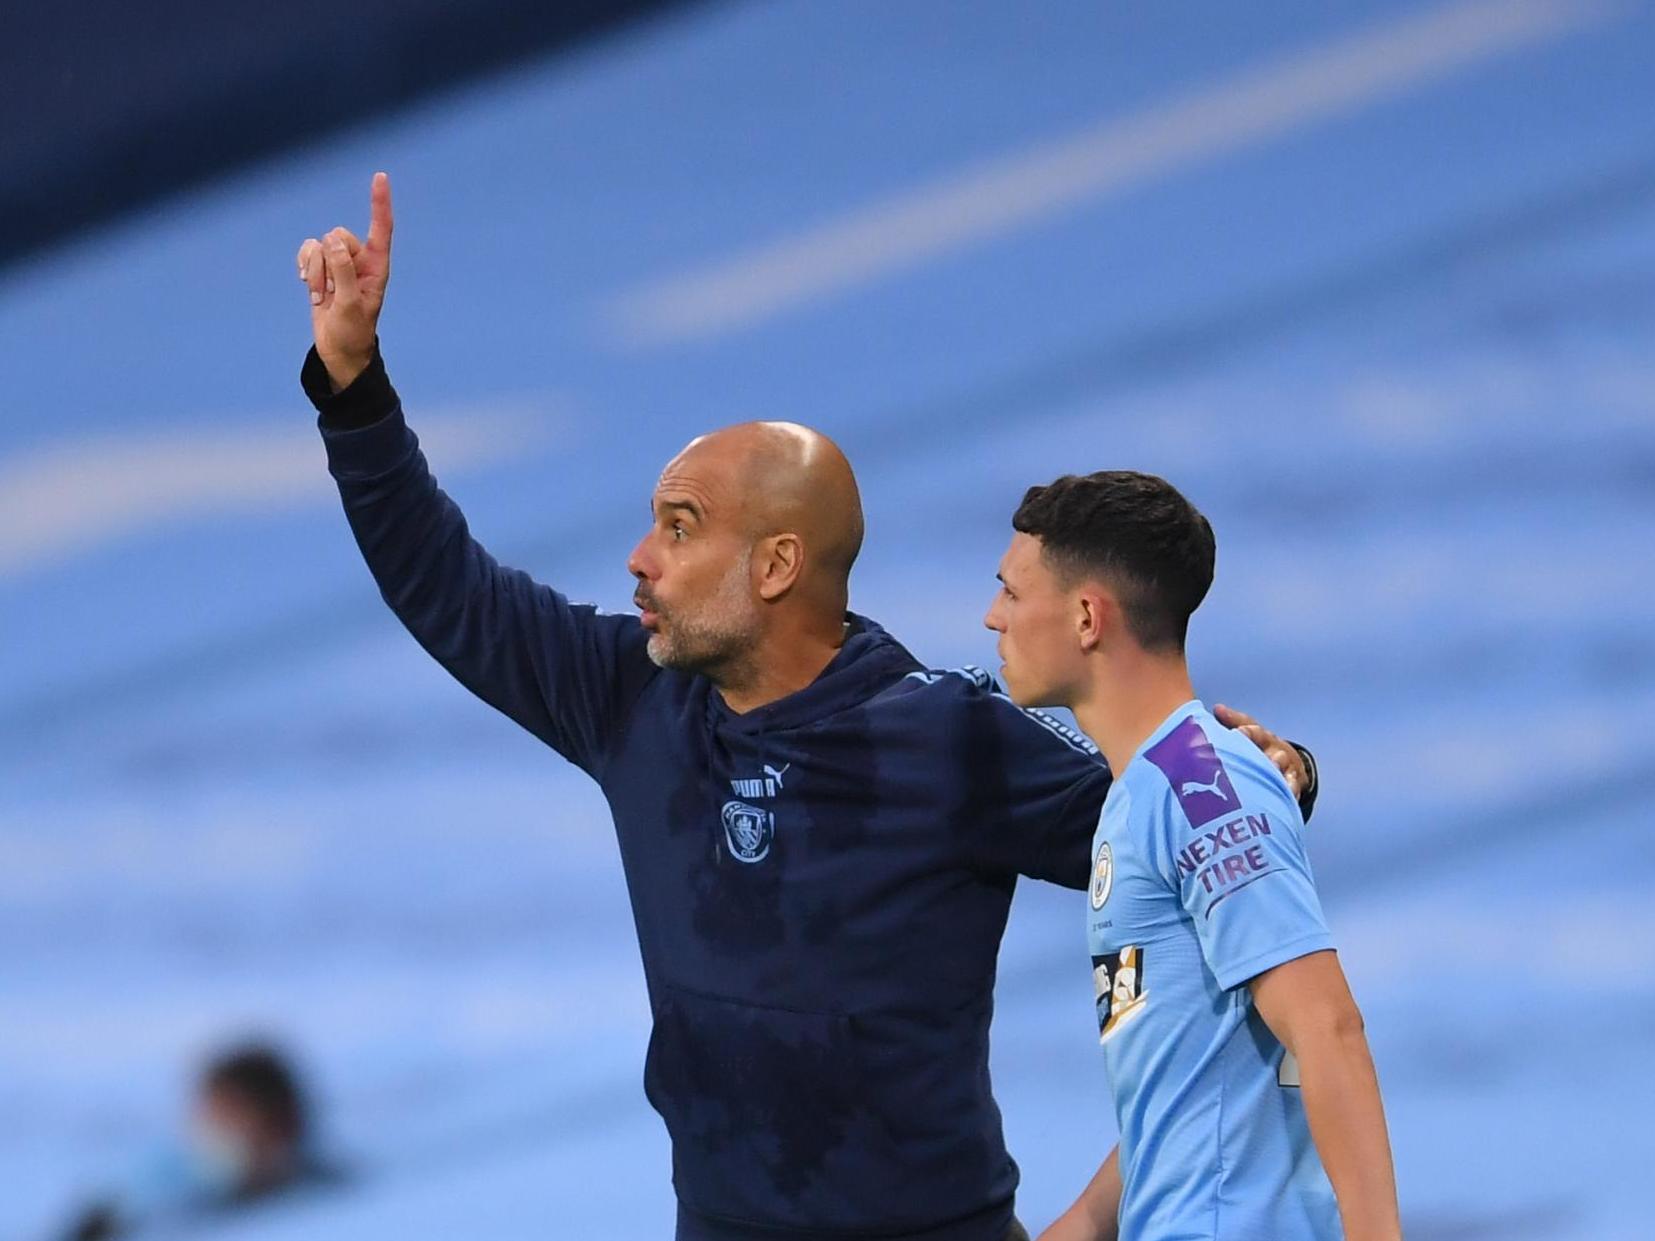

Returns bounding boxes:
[304,346,656,777]
[945,673,1113,890]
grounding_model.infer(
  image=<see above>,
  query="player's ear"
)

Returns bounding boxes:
[1076,587,1106,652]
[1077,584,1126,652]
[756,532,803,601]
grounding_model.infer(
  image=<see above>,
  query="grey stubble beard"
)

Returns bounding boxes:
[644,554,761,689]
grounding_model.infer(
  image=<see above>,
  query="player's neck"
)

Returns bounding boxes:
[1072,654,1196,776]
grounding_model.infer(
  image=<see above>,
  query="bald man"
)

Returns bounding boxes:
[296,177,1316,1241]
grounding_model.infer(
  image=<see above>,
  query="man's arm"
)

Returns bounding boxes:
[296,175,653,774]
[981,693,1319,890]
[1037,1147,1121,1241]
[1251,952,1402,1241]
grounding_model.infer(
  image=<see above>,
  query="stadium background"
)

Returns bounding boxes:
[3,0,1652,1237]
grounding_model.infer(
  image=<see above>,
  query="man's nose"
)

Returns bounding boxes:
[626,535,654,581]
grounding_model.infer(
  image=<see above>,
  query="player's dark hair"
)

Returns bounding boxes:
[204,1044,307,1142]
[1012,470,1214,653]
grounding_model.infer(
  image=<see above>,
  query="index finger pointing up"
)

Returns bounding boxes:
[367,171,394,252]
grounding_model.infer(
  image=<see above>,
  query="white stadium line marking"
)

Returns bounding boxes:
[0,412,547,579]
[608,0,1617,347]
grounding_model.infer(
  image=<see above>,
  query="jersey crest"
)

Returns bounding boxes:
[721,800,774,863]
[1090,842,1114,910]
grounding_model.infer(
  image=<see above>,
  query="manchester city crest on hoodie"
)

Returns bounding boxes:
[721,800,774,862]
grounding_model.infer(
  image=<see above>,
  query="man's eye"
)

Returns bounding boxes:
[672,522,688,542]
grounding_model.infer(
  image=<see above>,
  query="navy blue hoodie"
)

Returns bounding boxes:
[304,350,1313,1240]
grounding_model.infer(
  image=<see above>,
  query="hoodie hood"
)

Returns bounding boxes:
[702,612,922,736]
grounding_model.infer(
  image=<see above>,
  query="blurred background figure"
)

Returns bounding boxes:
[2,1,1652,1239]
[56,1044,336,1241]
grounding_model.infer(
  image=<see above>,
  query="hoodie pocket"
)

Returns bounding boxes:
[643,981,899,1229]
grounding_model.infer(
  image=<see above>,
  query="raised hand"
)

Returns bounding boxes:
[297,171,394,392]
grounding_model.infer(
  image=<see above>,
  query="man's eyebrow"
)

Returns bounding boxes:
[655,496,704,521]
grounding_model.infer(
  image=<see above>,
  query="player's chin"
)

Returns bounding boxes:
[1002,666,1059,710]
[999,664,1033,705]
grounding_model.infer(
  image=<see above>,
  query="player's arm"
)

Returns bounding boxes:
[1036,1146,1120,1241]
[1162,743,1398,1241]
[1251,952,1402,1241]
[295,174,652,773]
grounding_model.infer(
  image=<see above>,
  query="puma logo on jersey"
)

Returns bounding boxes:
[1146,716,1239,829]
[1179,773,1230,802]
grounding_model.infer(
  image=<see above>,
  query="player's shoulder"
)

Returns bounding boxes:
[885,665,1102,761]
[1129,704,1298,831]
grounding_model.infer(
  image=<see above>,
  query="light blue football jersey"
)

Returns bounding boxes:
[1086,701,1340,1240]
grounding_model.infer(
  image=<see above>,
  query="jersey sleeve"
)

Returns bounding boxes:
[306,347,657,777]
[1143,717,1333,990]
[943,670,1113,889]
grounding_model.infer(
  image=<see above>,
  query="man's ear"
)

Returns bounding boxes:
[756,533,803,601]
[1076,587,1113,652]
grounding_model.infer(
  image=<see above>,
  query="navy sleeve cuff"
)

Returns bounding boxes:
[302,344,418,482]
[301,343,397,431]
[1292,743,1319,824]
